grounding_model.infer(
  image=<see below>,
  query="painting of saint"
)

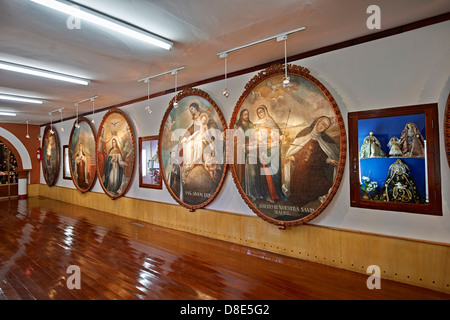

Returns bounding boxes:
[159,88,227,210]
[69,117,96,192]
[96,108,136,199]
[230,64,346,228]
[42,125,60,186]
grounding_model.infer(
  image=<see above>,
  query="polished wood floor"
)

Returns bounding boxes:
[0,197,449,301]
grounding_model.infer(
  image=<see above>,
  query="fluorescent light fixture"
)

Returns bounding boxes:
[30,0,173,50]
[0,94,43,104]
[0,112,17,117]
[0,60,90,85]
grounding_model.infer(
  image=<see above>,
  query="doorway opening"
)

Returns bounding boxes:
[0,142,19,199]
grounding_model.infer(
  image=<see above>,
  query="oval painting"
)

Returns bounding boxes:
[69,116,97,193]
[42,125,60,186]
[229,64,346,228]
[159,88,227,211]
[96,108,136,199]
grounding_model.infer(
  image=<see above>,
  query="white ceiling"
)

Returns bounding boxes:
[0,0,449,125]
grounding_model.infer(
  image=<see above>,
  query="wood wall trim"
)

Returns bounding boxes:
[42,12,450,127]
[34,184,450,293]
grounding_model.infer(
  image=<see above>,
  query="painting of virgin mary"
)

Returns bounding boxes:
[96,108,136,199]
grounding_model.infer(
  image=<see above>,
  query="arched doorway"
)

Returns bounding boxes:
[0,142,19,199]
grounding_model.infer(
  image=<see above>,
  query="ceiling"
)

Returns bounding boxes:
[0,0,449,126]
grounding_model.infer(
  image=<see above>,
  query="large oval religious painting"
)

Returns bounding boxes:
[229,64,346,228]
[96,108,136,199]
[42,125,60,186]
[69,116,97,193]
[159,88,227,211]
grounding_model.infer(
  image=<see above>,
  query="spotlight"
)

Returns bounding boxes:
[173,101,178,108]
[283,77,290,88]
[223,89,229,98]
[26,134,30,139]
[75,123,80,128]
[145,105,152,114]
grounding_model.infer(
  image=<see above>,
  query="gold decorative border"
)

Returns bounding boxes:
[158,87,228,212]
[68,116,97,193]
[229,64,347,229]
[96,107,137,200]
[41,125,60,187]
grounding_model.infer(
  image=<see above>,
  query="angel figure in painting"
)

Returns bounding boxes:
[359,131,386,158]
[74,143,89,189]
[283,116,339,206]
[399,122,425,158]
[387,136,403,157]
[103,138,127,195]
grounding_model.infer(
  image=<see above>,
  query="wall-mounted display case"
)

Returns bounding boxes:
[348,103,442,215]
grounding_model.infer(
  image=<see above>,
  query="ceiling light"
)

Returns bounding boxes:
[26,120,30,139]
[0,94,43,104]
[172,70,179,108]
[222,53,229,98]
[0,112,17,117]
[0,60,90,85]
[59,108,64,132]
[138,66,185,110]
[30,0,173,50]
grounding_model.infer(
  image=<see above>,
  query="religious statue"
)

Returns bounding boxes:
[370,159,424,204]
[387,136,403,157]
[399,122,425,157]
[359,131,386,158]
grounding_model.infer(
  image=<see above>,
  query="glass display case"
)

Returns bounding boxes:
[348,103,442,215]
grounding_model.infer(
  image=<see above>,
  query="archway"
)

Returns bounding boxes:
[0,127,33,199]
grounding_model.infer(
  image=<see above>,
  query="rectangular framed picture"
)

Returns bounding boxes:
[139,136,162,189]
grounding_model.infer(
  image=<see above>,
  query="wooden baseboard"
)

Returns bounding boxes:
[32,183,450,294]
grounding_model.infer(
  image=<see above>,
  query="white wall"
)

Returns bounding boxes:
[42,20,450,243]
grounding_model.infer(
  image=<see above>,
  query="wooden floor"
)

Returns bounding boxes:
[0,197,449,301]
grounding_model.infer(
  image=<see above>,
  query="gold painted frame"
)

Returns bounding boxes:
[229,64,346,228]
[42,125,60,186]
[159,87,228,211]
[96,108,136,199]
[68,116,97,193]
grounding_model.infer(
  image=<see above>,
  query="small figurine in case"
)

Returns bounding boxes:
[387,136,403,157]
[399,122,425,157]
[360,131,386,158]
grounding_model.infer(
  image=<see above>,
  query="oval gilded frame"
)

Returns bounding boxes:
[96,107,136,199]
[445,92,450,168]
[159,87,228,211]
[229,64,346,228]
[68,116,97,193]
[42,125,60,186]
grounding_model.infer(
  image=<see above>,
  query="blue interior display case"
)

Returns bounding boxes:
[348,104,442,215]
